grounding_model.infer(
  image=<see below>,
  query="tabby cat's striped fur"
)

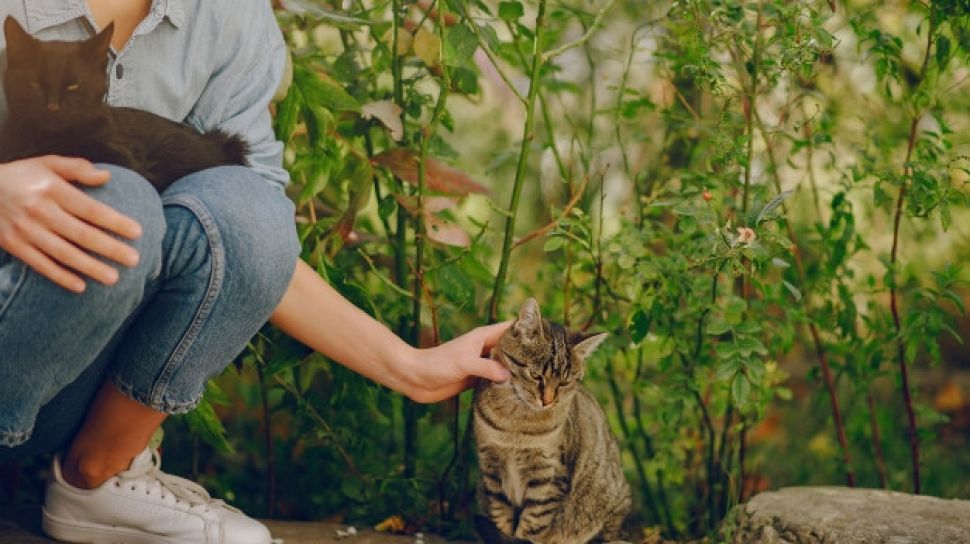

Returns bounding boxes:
[474,298,631,544]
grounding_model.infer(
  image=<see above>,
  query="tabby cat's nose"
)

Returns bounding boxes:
[47,103,60,113]
[541,388,556,406]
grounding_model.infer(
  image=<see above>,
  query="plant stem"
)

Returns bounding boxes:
[754,111,856,487]
[256,360,276,518]
[632,351,679,537]
[606,358,661,523]
[488,0,548,322]
[543,0,617,60]
[741,1,762,214]
[890,18,936,495]
[867,390,890,489]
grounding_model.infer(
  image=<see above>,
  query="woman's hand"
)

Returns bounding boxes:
[0,156,142,292]
[400,322,512,403]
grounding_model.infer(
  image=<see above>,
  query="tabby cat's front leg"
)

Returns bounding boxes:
[511,472,569,543]
[477,447,517,538]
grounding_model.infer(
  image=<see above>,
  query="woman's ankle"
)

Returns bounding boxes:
[60,449,133,490]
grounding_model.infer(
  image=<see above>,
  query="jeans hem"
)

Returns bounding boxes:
[111,376,201,415]
[0,427,32,448]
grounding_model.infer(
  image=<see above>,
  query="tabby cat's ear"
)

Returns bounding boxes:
[570,331,608,361]
[513,297,543,340]
[85,21,114,58]
[4,16,35,59]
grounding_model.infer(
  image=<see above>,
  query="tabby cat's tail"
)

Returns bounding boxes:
[205,130,250,166]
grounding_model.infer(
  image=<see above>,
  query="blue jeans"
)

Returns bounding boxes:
[0,165,299,458]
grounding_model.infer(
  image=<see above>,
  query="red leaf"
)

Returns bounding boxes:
[424,214,471,247]
[372,149,489,196]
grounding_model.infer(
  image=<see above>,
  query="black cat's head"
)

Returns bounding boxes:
[3,16,113,128]
[496,298,608,410]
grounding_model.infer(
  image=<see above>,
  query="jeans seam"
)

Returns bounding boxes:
[0,260,28,324]
[145,195,225,409]
[112,375,201,414]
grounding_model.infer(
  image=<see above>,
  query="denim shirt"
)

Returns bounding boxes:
[0,0,290,188]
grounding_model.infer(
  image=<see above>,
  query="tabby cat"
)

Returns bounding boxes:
[474,298,632,544]
[0,17,248,192]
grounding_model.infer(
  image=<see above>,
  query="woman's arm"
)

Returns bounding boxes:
[270,260,511,402]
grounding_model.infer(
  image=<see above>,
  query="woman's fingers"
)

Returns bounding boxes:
[37,155,111,187]
[1,232,85,292]
[37,201,139,268]
[53,181,143,241]
[475,321,512,353]
[458,356,510,384]
[20,216,120,287]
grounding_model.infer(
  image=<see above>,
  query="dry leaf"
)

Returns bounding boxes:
[413,26,441,66]
[381,28,412,56]
[391,195,456,215]
[374,515,406,533]
[425,196,457,213]
[425,214,471,247]
[372,149,489,196]
[361,100,404,141]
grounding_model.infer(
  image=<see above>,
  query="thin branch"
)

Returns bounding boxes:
[543,0,619,60]
[275,376,368,482]
[489,0,548,322]
[889,16,936,495]
[511,175,590,250]
[460,8,527,104]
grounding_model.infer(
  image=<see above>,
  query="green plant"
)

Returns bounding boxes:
[163,0,970,540]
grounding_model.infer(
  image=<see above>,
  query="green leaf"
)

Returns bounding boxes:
[498,1,524,21]
[434,263,475,308]
[294,65,360,113]
[443,24,479,67]
[629,308,651,343]
[716,362,739,382]
[460,254,495,284]
[731,373,751,405]
[543,237,565,252]
[706,319,731,336]
[279,0,372,28]
[182,396,234,454]
[936,35,951,71]
[756,190,794,224]
[782,280,802,302]
[274,84,302,143]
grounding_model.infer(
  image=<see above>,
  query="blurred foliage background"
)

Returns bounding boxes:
[7,0,970,542]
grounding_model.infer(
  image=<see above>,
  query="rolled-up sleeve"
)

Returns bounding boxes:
[186,2,289,189]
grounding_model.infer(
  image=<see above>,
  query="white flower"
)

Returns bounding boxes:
[737,227,757,246]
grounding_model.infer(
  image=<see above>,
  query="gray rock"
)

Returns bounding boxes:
[724,486,970,544]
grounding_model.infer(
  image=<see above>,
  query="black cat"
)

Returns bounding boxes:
[0,16,248,192]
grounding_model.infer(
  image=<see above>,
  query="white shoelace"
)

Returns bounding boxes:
[118,450,239,513]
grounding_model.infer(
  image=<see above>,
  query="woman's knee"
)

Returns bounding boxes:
[87,164,166,282]
[163,166,299,312]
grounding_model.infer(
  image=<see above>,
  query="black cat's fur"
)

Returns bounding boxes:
[0,17,248,192]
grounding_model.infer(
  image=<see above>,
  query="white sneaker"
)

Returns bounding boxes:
[42,448,272,544]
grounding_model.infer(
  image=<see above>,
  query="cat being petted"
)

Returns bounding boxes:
[474,298,631,544]
[0,17,247,192]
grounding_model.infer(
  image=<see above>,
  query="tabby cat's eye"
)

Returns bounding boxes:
[529,371,541,380]
[66,83,80,91]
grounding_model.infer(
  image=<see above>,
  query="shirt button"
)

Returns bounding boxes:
[116,64,124,79]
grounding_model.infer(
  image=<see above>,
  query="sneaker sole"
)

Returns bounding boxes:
[42,508,185,544]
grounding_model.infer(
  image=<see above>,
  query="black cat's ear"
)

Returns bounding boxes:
[4,16,36,59]
[85,21,114,57]
[513,297,543,340]
[570,331,608,361]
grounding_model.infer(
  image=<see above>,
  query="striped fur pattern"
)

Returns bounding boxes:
[474,298,632,544]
